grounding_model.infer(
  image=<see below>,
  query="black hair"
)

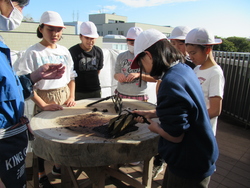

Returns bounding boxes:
[37,24,44,39]
[185,43,213,51]
[11,0,30,8]
[36,24,63,40]
[138,39,184,77]
[179,40,185,44]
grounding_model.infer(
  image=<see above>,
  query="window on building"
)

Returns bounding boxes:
[108,19,115,23]
[108,31,113,34]
[114,20,125,23]
[118,31,124,35]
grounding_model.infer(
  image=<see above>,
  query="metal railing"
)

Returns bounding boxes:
[214,51,250,128]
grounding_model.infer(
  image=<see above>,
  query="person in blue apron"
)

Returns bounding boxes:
[0,1,65,187]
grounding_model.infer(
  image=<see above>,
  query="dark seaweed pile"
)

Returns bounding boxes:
[93,123,138,138]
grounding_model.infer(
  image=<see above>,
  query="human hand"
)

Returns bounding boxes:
[133,109,157,120]
[126,73,140,82]
[42,104,63,111]
[133,110,149,124]
[30,64,65,84]
[147,120,161,134]
[64,97,76,107]
[0,178,6,188]
[116,73,127,83]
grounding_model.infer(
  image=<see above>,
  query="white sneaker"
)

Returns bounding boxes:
[152,164,164,179]
[129,161,140,166]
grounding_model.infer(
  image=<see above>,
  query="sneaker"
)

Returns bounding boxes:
[52,165,61,176]
[39,175,54,188]
[152,164,164,179]
[129,161,140,166]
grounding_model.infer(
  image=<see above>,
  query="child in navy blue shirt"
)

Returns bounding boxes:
[131,29,218,188]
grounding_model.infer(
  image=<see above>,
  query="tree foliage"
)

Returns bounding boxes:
[214,36,250,52]
[23,14,34,22]
[227,37,250,52]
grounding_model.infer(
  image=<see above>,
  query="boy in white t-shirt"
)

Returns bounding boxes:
[185,27,225,135]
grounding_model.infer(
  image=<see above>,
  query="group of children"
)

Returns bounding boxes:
[14,9,224,188]
[115,25,225,185]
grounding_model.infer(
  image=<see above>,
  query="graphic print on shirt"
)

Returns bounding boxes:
[121,58,140,85]
[197,77,206,85]
[37,55,68,67]
[79,56,98,71]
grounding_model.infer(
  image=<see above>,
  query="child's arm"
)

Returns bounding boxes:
[133,109,158,119]
[32,91,63,111]
[208,96,222,119]
[125,73,157,83]
[133,110,184,143]
[64,80,76,107]
[114,55,127,83]
[148,119,184,143]
[141,74,157,82]
[114,73,127,83]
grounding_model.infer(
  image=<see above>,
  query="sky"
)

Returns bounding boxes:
[22,0,250,38]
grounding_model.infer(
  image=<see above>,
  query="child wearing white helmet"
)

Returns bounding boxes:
[18,11,77,188]
[169,26,196,69]
[114,27,156,102]
[185,27,225,136]
[131,28,218,188]
[69,21,104,100]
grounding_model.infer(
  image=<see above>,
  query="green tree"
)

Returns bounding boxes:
[23,14,34,22]
[213,38,237,52]
[226,37,250,52]
[214,36,250,52]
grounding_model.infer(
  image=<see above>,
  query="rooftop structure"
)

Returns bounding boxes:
[89,13,173,38]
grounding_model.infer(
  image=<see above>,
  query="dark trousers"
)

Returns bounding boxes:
[75,90,101,100]
[162,167,211,188]
[38,157,45,172]
[0,131,28,188]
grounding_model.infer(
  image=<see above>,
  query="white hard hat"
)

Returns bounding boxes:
[126,27,143,40]
[185,27,222,45]
[40,11,65,28]
[80,21,99,38]
[131,29,167,69]
[168,26,191,40]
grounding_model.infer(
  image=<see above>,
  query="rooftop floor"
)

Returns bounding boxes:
[27,116,250,188]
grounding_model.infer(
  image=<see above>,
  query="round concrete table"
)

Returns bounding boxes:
[30,98,159,188]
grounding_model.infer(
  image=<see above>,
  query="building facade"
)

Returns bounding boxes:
[0,13,173,51]
[89,13,173,38]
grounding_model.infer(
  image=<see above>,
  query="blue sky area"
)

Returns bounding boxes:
[23,0,250,38]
